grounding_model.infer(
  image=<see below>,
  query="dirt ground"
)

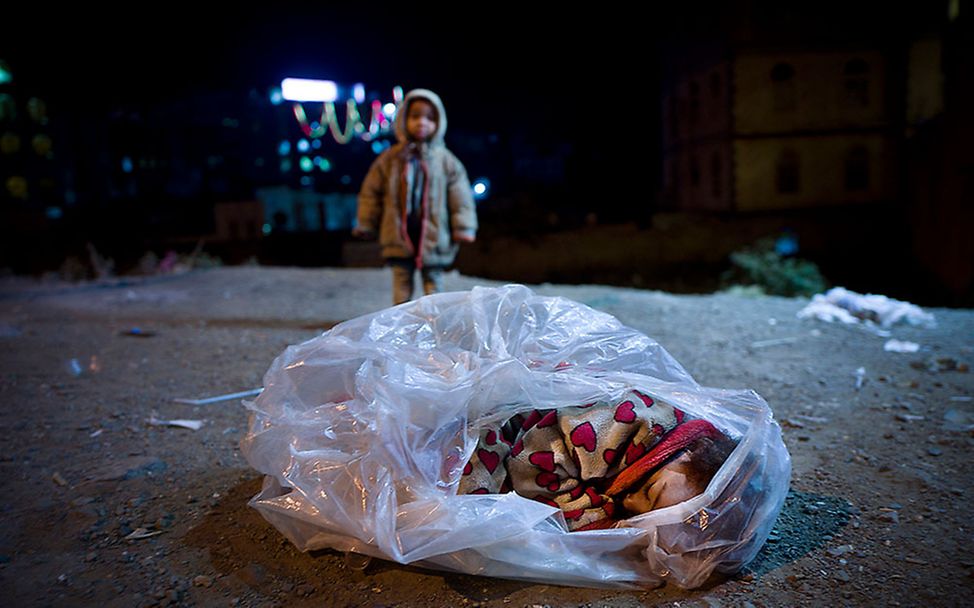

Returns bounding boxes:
[1,266,971,608]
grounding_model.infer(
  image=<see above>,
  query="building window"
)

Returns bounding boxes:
[844,58,870,106]
[845,146,870,190]
[711,152,722,198]
[776,149,800,193]
[690,155,700,187]
[771,63,796,111]
[689,81,700,125]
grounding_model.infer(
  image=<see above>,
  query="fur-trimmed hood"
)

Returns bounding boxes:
[394,88,448,147]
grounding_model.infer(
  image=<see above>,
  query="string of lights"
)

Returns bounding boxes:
[290,86,404,145]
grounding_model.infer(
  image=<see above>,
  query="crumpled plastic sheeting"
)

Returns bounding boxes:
[240,285,791,589]
[797,287,936,329]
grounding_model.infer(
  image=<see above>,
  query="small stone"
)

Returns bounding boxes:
[192,575,213,588]
[878,511,899,524]
[828,544,853,557]
[834,569,851,583]
[927,447,943,456]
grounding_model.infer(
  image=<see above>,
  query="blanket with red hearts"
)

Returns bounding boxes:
[458,389,686,531]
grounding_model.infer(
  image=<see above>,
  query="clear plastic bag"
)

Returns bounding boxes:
[240,285,790,589]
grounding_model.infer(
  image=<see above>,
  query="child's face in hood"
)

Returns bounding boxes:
[620,450,702,513]
[405,99,438,142]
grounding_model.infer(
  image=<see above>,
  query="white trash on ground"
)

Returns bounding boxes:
[797,287,936,330]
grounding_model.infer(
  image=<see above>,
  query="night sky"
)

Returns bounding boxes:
[1,1,947,209]
[4,7,672,135]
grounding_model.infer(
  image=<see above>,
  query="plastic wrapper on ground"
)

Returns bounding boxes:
[240,285,791,589]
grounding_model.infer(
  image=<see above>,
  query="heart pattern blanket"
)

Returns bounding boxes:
[458,389,697,531]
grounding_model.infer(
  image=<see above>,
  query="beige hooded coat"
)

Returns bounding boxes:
[356,89,477,267]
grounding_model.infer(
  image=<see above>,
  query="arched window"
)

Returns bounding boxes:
[771,63,796,111]
[844,58,870,106]
[845,146,869,190]
[776,149,800,193]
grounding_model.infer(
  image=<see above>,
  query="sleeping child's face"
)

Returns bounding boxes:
[620,435,736,514]
[621,449,701,513]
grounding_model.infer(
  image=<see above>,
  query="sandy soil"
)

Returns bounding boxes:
[1,266,971,607]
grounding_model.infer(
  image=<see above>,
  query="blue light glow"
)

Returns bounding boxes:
[297,139,310,153]
[299,156,314,172]
[121,156,133,173]
[472,177,490,200]
[277,140,291,156]
[353,83,366,104]
[269,88,284,105]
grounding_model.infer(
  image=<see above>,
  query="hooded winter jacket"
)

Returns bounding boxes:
[356,89,478,268]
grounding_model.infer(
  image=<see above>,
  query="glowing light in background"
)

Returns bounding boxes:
[314,156,332,172]
[287,83,402,145]
[45,206,62,219]
[262,223,272,235]
[472,178,490,200]
[280,159,292,173]
[311,139,322,149]
[277,140,291,156]
[269,88,284,105]
[297,139,310,153]
[281,78,338,102]
[0,62,11,85]
[299,156,314,172]
[300,176,314,186]
[121,156,133,173]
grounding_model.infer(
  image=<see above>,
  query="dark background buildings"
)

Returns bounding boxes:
[1,1,971,304]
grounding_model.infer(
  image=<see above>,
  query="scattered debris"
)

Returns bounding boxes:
[66,358,83,377]
[124,527,165,540]
[911,357,970,373]
[120,327,156,337]
[173,388,263,405]
[884,339,920,353]
[797,287,936,330]
[750,336,801,349]
[51,472,68,486]
[854,367,866,390]
[147,416,205,431]
[943,409,974,432]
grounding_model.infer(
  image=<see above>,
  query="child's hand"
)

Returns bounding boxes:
[453,231,476,243]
